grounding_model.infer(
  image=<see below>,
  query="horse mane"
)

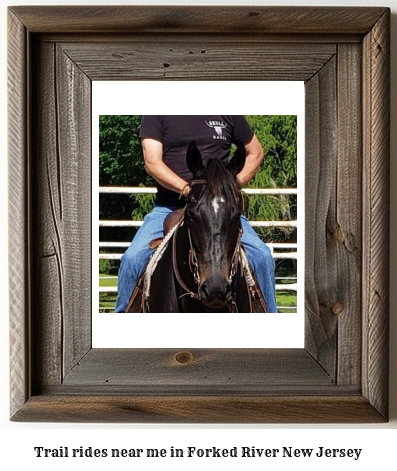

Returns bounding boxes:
[204,159,241,208]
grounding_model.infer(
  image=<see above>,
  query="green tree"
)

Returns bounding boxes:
[99,115,146,186]
[99,115,154,246]
[245,115,297,244]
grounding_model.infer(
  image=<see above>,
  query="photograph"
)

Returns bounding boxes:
[98,115,298,315]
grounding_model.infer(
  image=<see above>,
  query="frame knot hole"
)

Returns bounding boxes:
[333,226,357,253]
[333,225,344,244]
[174,351,194,365]
[331,302,344,316]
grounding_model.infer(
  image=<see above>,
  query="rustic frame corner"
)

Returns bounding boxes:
[8,6,390,423]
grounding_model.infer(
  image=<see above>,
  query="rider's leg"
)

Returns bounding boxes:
[240,216,278,313]
[115,206,174,312]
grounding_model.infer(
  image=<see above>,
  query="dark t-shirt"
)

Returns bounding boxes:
[139,115,254,206]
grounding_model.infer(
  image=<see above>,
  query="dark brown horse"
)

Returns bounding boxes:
[129,142,267,313]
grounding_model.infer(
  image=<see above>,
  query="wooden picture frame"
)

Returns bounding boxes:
[8,6,390,423]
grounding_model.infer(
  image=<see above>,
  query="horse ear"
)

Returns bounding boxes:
[227,142,246,176]
[186,141,204,177]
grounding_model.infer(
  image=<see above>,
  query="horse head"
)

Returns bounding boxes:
[185,141,246,310]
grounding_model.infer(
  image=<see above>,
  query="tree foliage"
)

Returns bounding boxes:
[244,115,297,243]
[99,115,147,186]
[99,115,153,244]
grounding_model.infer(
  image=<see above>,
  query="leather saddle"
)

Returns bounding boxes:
[148,208,185,249]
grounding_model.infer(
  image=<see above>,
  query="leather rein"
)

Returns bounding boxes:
[172,179,243,312]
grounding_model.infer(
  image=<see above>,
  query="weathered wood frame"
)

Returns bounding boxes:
[8,6,390,423]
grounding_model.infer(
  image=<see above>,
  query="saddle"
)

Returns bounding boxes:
[125,209,268,313]
[147,208,185,249]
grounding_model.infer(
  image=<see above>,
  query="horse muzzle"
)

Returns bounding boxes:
[199,277,232,309]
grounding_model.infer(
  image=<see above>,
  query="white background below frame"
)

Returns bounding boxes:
[92,81,305,348]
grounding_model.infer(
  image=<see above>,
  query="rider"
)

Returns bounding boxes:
[115,115,277,313]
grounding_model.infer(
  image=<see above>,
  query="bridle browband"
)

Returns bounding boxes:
[172,178,243,312]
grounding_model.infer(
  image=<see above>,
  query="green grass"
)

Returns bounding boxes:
[99,274,118,287]
[276,291,297,313]
[99,293,117,310]
[99,274,117,310]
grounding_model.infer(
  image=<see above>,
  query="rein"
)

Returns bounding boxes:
[172,221,201,301]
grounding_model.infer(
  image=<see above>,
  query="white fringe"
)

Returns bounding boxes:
[143,222,181,299]
[240,248,256,288]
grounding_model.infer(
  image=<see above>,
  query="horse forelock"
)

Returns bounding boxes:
[204,160,240,208]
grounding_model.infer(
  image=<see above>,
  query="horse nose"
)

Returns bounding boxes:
[200,279,231,306]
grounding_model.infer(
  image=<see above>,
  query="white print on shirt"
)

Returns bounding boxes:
[205,120,227,141]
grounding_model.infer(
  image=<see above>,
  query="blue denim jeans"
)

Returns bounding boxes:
[115,206,277,313]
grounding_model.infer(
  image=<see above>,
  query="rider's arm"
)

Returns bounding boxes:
[236,135,264,187]
[142,138,190,196]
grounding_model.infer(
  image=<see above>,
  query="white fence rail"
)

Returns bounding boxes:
[99,186,298,311]
[99,186,297,195]
[99,220,297,228]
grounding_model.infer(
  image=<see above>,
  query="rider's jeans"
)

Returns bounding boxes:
[115,205,277,313]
